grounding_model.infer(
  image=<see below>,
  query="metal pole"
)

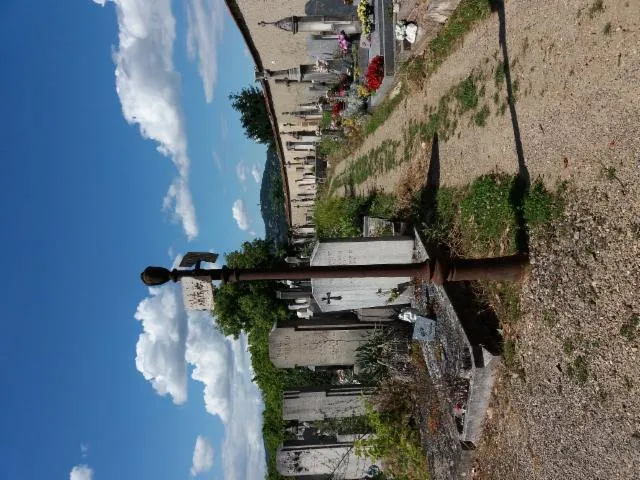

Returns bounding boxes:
[141,254,528,287]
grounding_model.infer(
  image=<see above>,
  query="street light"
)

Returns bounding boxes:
[141,252,529,287]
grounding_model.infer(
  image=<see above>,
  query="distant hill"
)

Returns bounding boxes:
[259,146,288,246]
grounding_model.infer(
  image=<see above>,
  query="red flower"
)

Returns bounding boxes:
[365,56,384,91]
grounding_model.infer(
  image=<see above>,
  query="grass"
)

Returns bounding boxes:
[567,355,589,384]
[363,87,407,137]
[495,60,506,87]
[428,0,493,67]
[455,75,479,111]
[502,339,517,368]
[474,105,490,126]
[589,0,604,18]
[620,314,639,341]
[314,191,398,239]
[563,338,575,355]
[333,140,401,190]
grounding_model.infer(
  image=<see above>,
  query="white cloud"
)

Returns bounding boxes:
[93,0,198,240]
[235,161,247,183]
[80,443,89,457]
[232,199,250,230]
[212,151,222,171]
[186,0,224,103]
[190,435,214,476]
[92,0,107,6]
[134,284,266,480]
[70,465,93,480]
[250,165,262,184]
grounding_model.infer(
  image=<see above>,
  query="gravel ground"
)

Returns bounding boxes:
[331,0,640,477]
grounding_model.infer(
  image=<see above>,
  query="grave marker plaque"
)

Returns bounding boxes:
[181,276,215,310]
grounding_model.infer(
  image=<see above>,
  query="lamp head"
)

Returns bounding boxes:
[141,266,172,286]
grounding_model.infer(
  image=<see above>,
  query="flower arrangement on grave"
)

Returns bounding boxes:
[357,0,374,37]
[357,84,372,98]
[331,101,345,118]
[337,31,350,53]
[365,55,384,91]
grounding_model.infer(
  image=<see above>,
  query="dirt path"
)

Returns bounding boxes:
[332,0,640,197]
[331,1,640,478]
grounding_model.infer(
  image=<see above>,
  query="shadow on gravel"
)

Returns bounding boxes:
[490,0,531,254]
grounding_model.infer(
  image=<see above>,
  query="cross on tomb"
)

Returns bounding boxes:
[321,292,342,304]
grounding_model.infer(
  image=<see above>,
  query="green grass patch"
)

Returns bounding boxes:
[363,88,407,137]
[502,339,517,368]
[317,137,344,157]
[333,140,400,190]
[523,179,564,229]
[428,0,493,67]
[474,105,490,126]
[567,355,589,384]
[495,60,505,87]
[314,192,398,239]
[455,75,480,111]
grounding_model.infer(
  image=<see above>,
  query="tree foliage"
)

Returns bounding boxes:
[229,86,274,146]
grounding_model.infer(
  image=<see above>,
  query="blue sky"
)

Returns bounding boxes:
[0,1,268,479]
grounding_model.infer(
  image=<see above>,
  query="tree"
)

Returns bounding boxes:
[229,86,274,145]
[213,239,286,337]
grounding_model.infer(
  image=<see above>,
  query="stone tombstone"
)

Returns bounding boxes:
[181,276,215,310]
[412,317,437,342]
[310,237,421,312]
[283,386,371,421]
[277,439,376,479]
[269,326,374,368]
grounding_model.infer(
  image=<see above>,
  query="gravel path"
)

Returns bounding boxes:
[332,0,640,196]
[331,0,640,477]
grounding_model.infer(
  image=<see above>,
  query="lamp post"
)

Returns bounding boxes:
[141,253,528,287]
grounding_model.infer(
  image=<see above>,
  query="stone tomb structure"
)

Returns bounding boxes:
[268,315,377,368]
[283,385,372,421]
[277,437,376,478]
[310,236,428,312]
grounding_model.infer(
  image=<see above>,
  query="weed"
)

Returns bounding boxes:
[620,314,639,341]
[503,339,517,368]
[474,105,490,126]
[456,75,479,111]
[512,78,520,94]
[363,88,407,136]
[460,174,518,254]
[567,355,588,384]
[543,310,558,327]
[499,102,507,115]
[402,55,427,88]
[563,338,575,355]
[521,36,530,55]
[603,21,612,34]
[495,61,506,86]
[479,84,486,97]
[523,179,564,229]
[493,91,500,104]
[428,0,492,67]
[589,0,604,18]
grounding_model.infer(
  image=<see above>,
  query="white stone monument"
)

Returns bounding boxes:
[310,236,428,312]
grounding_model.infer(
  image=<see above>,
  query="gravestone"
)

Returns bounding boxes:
[283,386,372,421]
[269,325,374,368]
[277,438,376,478]
[310,236,427,312]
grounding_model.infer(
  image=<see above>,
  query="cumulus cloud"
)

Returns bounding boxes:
[232,199,250,230]
[186,0,224,103]
[190,435,214,476]
[235,161,247,183]
[92,0,198,240]
[250,165,262,184]
[134,284,265,480]
[70,465,93,480]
